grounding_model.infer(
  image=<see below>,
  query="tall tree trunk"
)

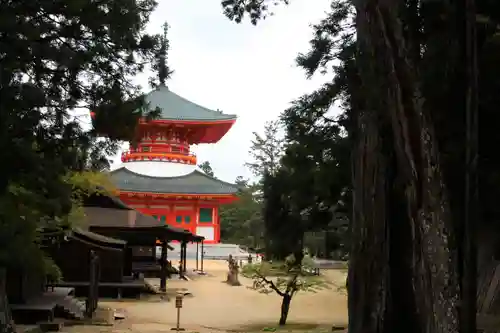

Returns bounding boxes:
[349,109,390,333]
[350,0,460,332]
[279,294,292,326]
[458,0,478,331]
[0,269,15,333]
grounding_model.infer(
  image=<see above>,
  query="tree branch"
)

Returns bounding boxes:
[285,273,298,294]
[255,272,285,296]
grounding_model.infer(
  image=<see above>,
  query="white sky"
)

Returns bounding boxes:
[106,0,332,183]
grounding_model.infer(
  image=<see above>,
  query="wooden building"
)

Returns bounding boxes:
[84,205,203,277]
[6,227,124,323]
[44,227,126,283]
[81,192,204,289]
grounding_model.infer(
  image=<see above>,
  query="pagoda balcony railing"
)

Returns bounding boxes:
[121,150,197,165]
[126,146,195,155]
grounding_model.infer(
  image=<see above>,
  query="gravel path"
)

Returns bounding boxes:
[63,260,347,333]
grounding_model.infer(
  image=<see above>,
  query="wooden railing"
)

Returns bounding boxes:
[121,150,197,165]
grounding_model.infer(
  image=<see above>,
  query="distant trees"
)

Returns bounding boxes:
[260,126,350,260]
[198,161,266,249]
[219,176,264,249]
[246,120,284,178]
[218,99,350,261]
[220,122,285,250]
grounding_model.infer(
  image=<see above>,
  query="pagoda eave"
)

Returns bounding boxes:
[139,118,235,144]
[118,190,238,203]
[139,118,236,125]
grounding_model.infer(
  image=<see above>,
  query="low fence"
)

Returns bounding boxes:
[313,259,348,270]
[160,252,260,261]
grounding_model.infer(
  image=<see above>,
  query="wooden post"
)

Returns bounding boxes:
[200,241,204,273]
[165,243,170,278]
[182,241,187,273]
[95,255,100,311]
[179,242,185,278]
[160,239,168,292]
[196,242,199,271]
[87,250,99,318]
[124,246,133,277]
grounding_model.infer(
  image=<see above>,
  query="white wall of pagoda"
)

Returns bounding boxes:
[124,160,197,177]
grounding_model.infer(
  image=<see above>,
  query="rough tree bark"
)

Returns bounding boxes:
[349,110,390,333]
[349,0,460,332]
[279,294,292,325]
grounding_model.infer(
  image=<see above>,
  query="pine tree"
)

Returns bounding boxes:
[246,120,284,178]
[0,0,163,275]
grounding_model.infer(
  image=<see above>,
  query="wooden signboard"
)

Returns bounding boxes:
[175,295,183,308]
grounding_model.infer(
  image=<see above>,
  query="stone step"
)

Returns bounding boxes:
[56,296,85,320]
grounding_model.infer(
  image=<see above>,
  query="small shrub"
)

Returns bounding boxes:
[43,255,63,283]
[243,253,329,326]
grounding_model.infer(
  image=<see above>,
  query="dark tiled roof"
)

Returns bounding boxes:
[143,85,237,122]
[83,191,131,210]
[134,212,164,228]
[71,227,126,250]
[134,215,204,241]
[83,207,131,228]
[83,207,203,241]
[110,167,239,195]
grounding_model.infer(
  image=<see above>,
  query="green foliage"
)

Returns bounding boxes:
[43,254,63,283]
[198,161,215,177]
[0,0,163,275]
[150,22,174,88]
[243,255,327,324]
[220,121,285,251]
[220,177,264,248]
[262,170,302,260]
[265,1,354,261]
[243,256,329,296]
[64,171,117,227]
[227,3,355,262]
[195,164,265,249]
[300,255,317,271]
[65,171,117,200]
[221,0,289,25]
[246,120,285,178]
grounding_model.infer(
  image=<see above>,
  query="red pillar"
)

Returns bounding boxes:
[214,205,220,243]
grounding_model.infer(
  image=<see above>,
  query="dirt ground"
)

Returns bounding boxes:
[63,260,347,333]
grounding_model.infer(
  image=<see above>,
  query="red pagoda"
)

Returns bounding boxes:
[109,85,239,244]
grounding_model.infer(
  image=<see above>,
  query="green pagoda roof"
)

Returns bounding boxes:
[110,167,239,195]
[144,85,237,122]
